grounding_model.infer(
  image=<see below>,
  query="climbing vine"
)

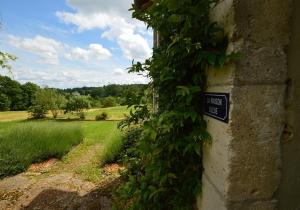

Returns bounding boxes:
[115,0,234,209]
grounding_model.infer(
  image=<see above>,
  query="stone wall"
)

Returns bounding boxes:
[276,1,300,209]
[198,0,296,209]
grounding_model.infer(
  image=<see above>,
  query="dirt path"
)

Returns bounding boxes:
[0,142,122,210]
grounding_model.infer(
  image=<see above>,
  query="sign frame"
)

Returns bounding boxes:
[203,92,230,123]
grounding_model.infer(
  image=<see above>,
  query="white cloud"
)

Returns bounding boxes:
[113,68,125,75]
[118,33,152,61]
[65,43,112,61]
[56,12,110,31]
[56,0,152,61]
[8,35,63,65]
[8,35,112,64]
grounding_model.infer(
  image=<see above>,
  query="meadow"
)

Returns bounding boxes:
[0,106,127,178]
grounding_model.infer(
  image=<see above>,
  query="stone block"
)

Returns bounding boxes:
[228,200,277,210]
[232,0,292,84]
[234,43,288,84]
[227,85,285,201]
[207,64,235,87]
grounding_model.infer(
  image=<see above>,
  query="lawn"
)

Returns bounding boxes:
[0,111,28,122]
[0,106,126,179]
[0,106,129,122]
[0,121,83,178]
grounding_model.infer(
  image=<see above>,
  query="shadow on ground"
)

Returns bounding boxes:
[21,178,122,210]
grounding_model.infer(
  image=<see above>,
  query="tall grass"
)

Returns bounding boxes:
[100,132,123,165]
[0,122,83,178]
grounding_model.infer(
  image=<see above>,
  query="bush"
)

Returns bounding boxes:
[102,96,117,108]
[0,122,83,178]
[79,112,86,120]
[95,112,108,121]
[65,96,90,114]
[28,105,48,119]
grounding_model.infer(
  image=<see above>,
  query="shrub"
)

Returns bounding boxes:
[79,112,86,120]
[102,96,117,108]
[95,112,108,121]
[0,122,83,178]
[65,96,90,114]
[28,105,48,119]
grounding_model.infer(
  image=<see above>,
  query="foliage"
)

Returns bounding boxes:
[21,82,40,108]
[79,111,86,120]
[0,121,83,178]
[0,51,16,71]
[0,75,147,111]
[63,84,147,100]
[33,88,66,118]
[0,93,11,111]
[0,76,40,111]
[99,130,124,166]
[65,95,90,116]
[28,105,48,119]
[95,112,108,121]
[102,96,118,108]
[115,0,234,209]
[0,76,27,110]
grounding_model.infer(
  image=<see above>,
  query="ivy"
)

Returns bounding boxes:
[115,0,233,209]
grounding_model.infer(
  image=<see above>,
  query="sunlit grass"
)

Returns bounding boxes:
[0,121,83,178]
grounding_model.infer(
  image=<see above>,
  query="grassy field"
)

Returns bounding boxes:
[0,106,129,122]
[0,121,83,178]
[0,106,127,179]
[0,111,29,122]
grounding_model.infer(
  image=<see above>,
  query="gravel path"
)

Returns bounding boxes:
[0,145,122,210]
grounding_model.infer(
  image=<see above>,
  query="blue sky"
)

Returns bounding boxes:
[0,0,152,88]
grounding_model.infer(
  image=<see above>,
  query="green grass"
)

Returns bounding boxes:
[0,106,129,122]
[0,121,83,178]
[71,121,123,182]
[62,106,129,120]
[0,107,127,181]
[87,106,129,120]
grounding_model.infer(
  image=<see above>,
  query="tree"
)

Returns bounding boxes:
[21,82,40,108]
[65,96,90,116]
[28,105,48,119]
[0,94,11,111]
[0,76,24,110]
[33,89,66,118]
[102,96,117,108]
[0,51,16,72]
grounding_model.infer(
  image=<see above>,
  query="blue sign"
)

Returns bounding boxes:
[204,92,230,123]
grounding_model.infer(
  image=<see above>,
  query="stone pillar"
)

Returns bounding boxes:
[276,1,300,209]
[197,0,294,209]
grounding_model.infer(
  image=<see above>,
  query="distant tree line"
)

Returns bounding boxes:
[0,75,147,112]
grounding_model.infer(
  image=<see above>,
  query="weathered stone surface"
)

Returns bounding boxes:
[276,1,300,210]
[233,0,292,47]
[228,85,285,201]
[197,175,226,210]
[233,0,292,84]
[206,64,234,87]
[234,43,288,84]
[228,200,277,210]
[197,0,294,209]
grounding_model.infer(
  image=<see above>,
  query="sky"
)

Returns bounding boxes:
[0,0,152,88]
